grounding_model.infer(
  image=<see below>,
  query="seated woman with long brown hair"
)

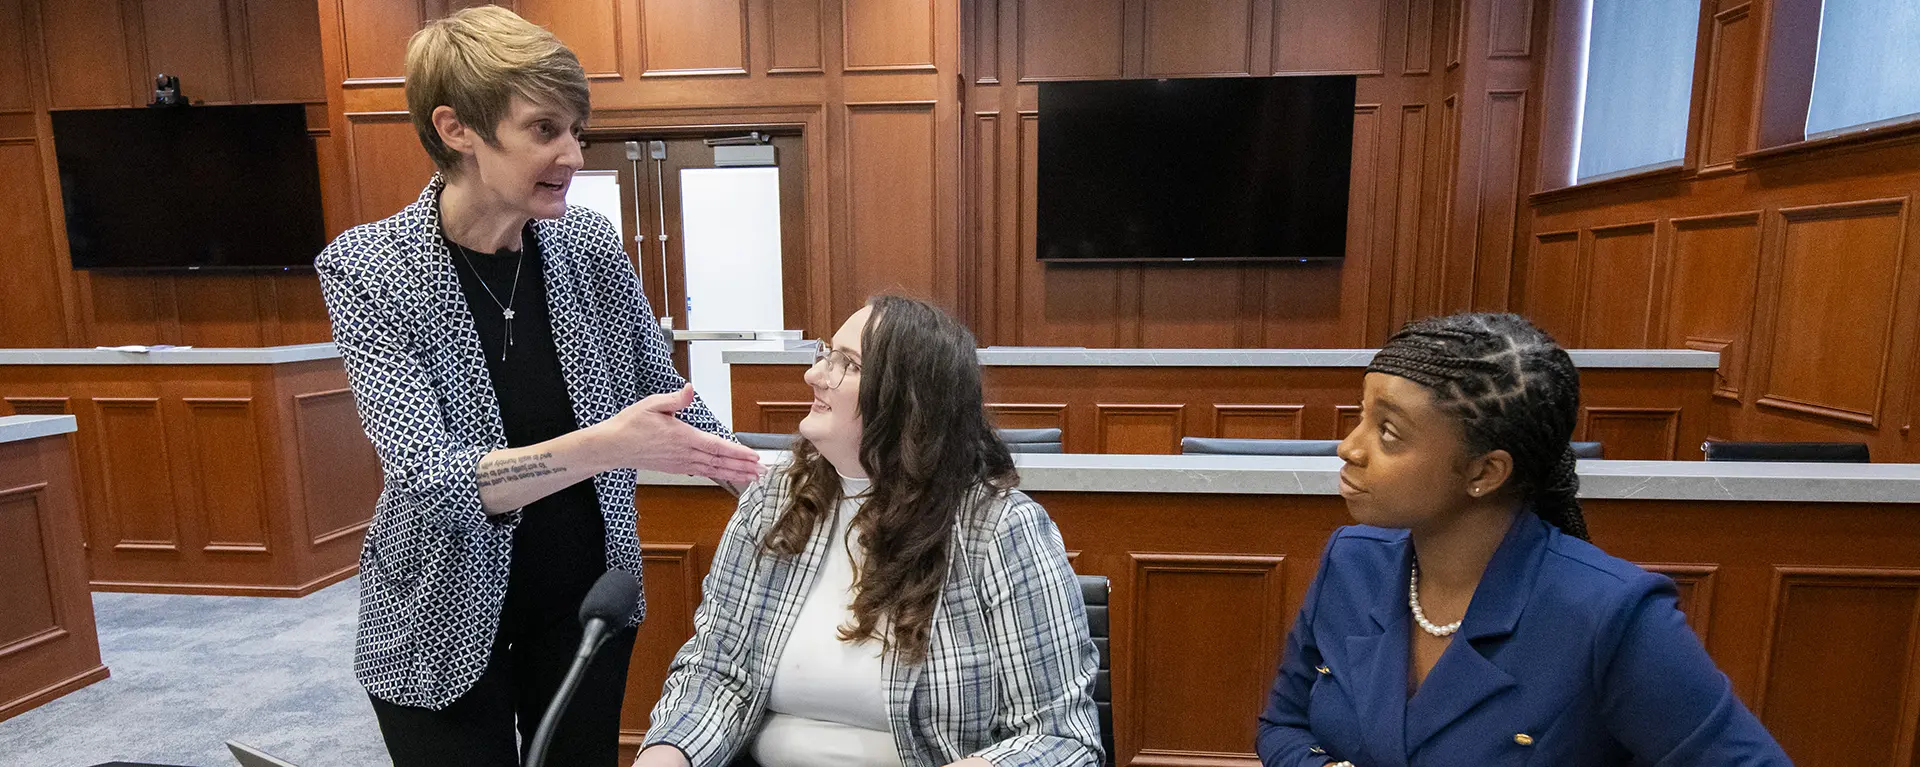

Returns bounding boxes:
[634,295,1104,767]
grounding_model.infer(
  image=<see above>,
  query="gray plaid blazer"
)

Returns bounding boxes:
[317,175,727,709]
[645,474,1104,767]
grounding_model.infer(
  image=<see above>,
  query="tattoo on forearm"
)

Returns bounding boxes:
[476,452,567,489]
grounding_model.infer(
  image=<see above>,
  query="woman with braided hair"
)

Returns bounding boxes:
[1255,313,1788,767]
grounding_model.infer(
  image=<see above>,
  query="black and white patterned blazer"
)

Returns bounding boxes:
[645,474,1104,767]
[316,175,729,709]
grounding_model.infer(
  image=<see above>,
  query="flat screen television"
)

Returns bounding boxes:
[50,104,326,270]
[1037,75,1355,264]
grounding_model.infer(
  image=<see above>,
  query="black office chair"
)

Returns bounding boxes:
[1703,441,1870,463]
[733,431,796,450]
[1570,441,1604,459]
[1077,575,1114,767]
[999,427,1064,454]
[1180,437,1342,456]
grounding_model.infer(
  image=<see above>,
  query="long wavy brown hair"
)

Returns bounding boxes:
[761,295,1017,663]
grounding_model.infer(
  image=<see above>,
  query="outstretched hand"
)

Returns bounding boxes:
[592,386,762,485]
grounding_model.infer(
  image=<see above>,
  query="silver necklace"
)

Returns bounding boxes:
[1409,560,1463,637]
[450,240,524,362]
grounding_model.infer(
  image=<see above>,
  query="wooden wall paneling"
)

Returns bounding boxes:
[1094,404,1185,454]
[1359,101,1397,344]
[1125,553,1286,765]
[521,0,627,78]
[756,401,811,434]
[243,0,325,102]
[37,0,135,107]
[1015,0,1125,81]
[336,0,420,83]
[841,102,940,314]
[1212,404,1306,440]
[971,111,1002,341]
[1140,269,1246,348]
[1520,230,1581,343]
[1389,104,1431,328]
[1426,93,1459,317]
[139,0,238,104]
[1401,0,1433,74]
[842,0,935,71]
[1144,0,1253,77]
[1753,568,1920,765]
[182,397,270,553]
[1335,404,1362,438]
[0,0,31,112]
[1756,199,1908,427]
[1698,2,1757,168]
[174,276,268,348]
[1579,222,1658,348]
[1273,0,1384,75]
[968,0,996,82]
[1639,563,1718,641]
[1579,406,1682,461]
[75,273,178,347]
[0,431,108,724]
[343,113,436,224]
[620,542,699,735]
[1444,0,1463,70]
[1666,212,1761,399]
[291,388,378,545]
[1484,0,1529,57]
[0,141,71,348]
[987,402,1068,435]
[92,397,179,551]
[1470,89,1525,309]
[2,397,71,416]
[766,0,824,74]
[0,483,60,653]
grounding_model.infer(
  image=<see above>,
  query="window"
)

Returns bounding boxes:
[1805,0,1920,138]
[1573,0,1703,182]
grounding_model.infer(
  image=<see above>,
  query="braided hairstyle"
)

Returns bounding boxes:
[1364,313,1590,540]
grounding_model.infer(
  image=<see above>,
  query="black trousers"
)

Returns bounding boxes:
[369,615,638,767]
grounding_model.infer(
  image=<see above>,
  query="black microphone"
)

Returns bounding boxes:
[526,569,641,767]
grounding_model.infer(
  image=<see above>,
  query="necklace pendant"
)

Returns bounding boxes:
[502,308,516,320]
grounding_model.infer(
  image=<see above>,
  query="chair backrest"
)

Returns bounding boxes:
[1076,574,1113,767]
[999,428,1064,454]
[734,432,796,451]
[1703,441,1870,463]
[1570,441,1604,459]
[1180,437,1342,456]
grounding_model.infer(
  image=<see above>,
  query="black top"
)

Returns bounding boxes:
[449,225,606,636]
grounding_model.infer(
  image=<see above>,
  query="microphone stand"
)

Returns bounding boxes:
[524,619,615,767]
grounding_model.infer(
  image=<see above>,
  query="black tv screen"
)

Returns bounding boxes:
[50,104,326,270]
[1037,76,1355,263]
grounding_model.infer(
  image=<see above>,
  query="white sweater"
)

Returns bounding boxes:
[750,476,904,767]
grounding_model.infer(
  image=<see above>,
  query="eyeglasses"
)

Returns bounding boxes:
[811,343,861,390]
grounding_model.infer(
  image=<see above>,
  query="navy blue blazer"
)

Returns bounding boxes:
[1256,514,1791,767]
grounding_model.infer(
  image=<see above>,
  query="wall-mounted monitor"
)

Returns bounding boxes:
[1038,75,1355,264]
[50,104,326,271]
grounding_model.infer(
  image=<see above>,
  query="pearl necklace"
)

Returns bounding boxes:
[1409,560,1463,637]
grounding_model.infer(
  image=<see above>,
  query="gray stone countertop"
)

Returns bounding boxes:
[722,347,1720,369]
[0,415,79,444]
[638,451,1920,504]
[0,343,340,365]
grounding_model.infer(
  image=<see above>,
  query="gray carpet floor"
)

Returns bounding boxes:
[0,576,388,767]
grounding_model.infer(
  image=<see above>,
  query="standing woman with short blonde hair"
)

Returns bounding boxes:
[315,7,760,765]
